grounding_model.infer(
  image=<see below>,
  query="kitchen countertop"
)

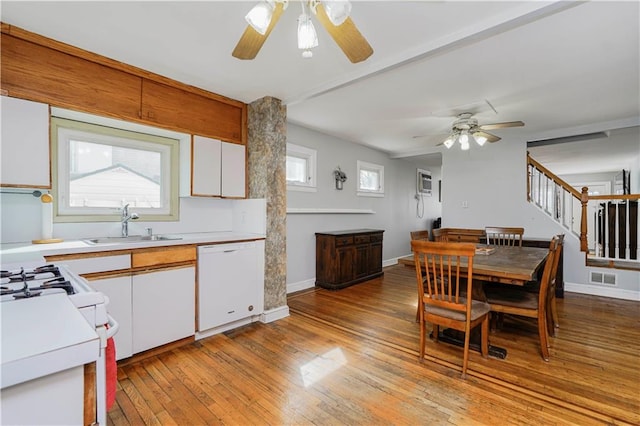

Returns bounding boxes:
[1,293,99,388]
[0,231,266,259]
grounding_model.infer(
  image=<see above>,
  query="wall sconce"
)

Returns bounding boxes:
[333,166,347,190]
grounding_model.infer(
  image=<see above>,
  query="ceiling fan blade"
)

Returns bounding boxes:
[314,4,373,63]
[475,131,501,143]
[232,2,285,60]
[479,121,525,131]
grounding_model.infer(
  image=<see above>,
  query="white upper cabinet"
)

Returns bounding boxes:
[1,96,50,188]
[182,134,245,198]
[191,135,222,196]
[221,142,246,198]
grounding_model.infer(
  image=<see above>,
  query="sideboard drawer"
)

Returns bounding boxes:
[354,235,370,244]
[335,236,354,246]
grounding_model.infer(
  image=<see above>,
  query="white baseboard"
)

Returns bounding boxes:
[384,256,406,267]
[287,278,316,294]
[261,305,290,323]
[565,282,640,301]
[286,257,407,294]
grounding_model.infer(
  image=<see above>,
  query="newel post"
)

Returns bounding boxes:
[579,187,589,252]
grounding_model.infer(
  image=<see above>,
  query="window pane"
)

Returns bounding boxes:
[287,155,307,183]
[52,115,179,220]
[359,169,379,191]
[68,140,161,208]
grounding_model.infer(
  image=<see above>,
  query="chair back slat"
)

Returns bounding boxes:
[412,241,476,314]
[485,226,524,247]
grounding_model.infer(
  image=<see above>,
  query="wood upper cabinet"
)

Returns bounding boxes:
[141,80,244,143]
[1,96,51,188]
[1,35,142,122]
[1,26,247,146]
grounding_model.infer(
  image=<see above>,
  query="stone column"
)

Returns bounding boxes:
[247,97,287,311]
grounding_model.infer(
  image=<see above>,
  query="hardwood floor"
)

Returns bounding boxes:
[109,265,640,425]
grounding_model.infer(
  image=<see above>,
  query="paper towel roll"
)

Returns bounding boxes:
[41,193,53,240]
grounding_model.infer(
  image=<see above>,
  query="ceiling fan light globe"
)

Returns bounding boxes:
[298,13,319,49]
[460,141,470,151]
[443,136,455,149]
[473,133,487,146]
[459,133,469,145]
[245,1,274,35]
[323,0,352,26]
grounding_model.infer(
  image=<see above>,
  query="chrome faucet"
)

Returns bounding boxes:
[121,204,139,237]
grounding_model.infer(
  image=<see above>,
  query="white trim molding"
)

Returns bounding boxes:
[261,305,290,323]
[287,208,375,214]
[287,278,316,294]
[564,282,640,301]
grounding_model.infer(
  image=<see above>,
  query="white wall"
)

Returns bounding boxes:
[0,194,242,243]
[285,123,441,292]
[442,135,639,300]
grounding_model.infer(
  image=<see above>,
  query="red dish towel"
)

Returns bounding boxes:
[106,336,117,410]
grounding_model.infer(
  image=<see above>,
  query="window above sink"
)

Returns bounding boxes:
[50,109,186,223]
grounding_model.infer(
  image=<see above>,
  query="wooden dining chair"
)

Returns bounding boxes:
[485,226,524,247]
[484,235,561,361]
[546,234,565,337]
[431,228,448,242]
[411,240,490,378]
[410,230,430,241]
[411,230,431,321]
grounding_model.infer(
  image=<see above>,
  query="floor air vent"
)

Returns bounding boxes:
[590,271,617,286]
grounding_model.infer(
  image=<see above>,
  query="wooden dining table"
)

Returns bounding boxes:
[399,245,550,358]
[400,245,549,286]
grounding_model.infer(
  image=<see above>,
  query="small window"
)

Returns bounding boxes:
[286,143,317,192]
[52,117,179,222]
[357,160,384,197]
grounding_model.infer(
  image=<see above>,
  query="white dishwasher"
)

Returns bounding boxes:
[197,241,264,332]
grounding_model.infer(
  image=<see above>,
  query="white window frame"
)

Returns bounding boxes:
[286,143,317,192]
[357,160,384,197]
[52,116,180,222]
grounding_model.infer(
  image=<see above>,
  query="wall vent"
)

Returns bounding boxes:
[590,271,617,286]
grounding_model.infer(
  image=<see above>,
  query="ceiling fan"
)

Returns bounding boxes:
[232,0,373,63]
[426,112,525,150]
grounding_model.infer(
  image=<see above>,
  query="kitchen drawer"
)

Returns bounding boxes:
[46,254,131,275]
[132,246,196,268]
[354,235,370,244]
[335,236,354,246]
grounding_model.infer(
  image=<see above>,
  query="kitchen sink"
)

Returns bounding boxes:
[83,235,182,245]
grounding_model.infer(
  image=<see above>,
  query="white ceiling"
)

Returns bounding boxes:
[2,1,639,174]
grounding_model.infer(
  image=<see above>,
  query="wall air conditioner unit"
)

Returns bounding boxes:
[417,169,432,196]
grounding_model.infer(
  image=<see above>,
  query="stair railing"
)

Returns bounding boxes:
[527,153,639,264]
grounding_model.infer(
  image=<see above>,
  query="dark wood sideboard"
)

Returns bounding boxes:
[316,229,384,290]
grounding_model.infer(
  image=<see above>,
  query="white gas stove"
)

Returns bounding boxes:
[1,262,117,425]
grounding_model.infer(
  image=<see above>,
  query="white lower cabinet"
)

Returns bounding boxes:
[88,275,133,360]
[132,266,195,354]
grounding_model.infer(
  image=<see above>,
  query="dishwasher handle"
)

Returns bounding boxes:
[198,242,256,253]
